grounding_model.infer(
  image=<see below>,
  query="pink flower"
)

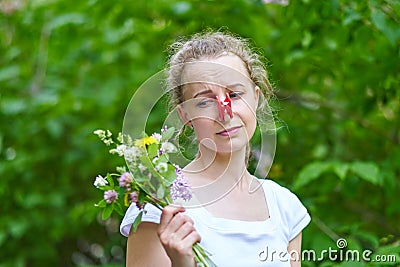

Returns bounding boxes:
[119,172,133,189]
[104,190,118,203]
[130,191,138,203]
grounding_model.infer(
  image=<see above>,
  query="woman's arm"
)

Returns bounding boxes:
[126,205,200,267]
[288,232,302,267]
[126,222,171,266]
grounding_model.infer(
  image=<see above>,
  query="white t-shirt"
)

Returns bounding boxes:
[120,178,311,267]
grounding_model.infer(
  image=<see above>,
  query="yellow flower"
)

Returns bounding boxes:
[134,136,158,147]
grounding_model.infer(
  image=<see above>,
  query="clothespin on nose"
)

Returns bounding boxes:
[216,92,233,121]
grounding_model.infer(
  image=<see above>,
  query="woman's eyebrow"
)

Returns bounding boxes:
[193,89,213,98]
[192,82,247,98]
[226,83,246,89]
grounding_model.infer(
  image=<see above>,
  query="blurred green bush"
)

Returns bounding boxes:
[0,0,399,266]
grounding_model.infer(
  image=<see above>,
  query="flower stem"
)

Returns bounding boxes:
[193,243,217,267]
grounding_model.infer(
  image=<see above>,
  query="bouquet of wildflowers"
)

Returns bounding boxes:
[93,127,216,267]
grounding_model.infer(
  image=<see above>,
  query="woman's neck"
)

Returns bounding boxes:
[183,144,254,201]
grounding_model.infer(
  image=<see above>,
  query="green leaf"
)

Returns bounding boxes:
[157,184,165,199]
[96,199,107,208]
[0,65,20,82]
[163,165,177,183]
[371,7,398,46]
[293,162,330,190]
[350,162,381,185]
[133,174,149,183]
[113,202,124,216]
[102,204,113,220]
[138,190,146,203]
[106,173,114,188]
[98,185,113,191]
[301,31,312,48]
[118,186,125,196]
[354,231,380,248]
[343,10,362,26]
[158,153,169,163]
[332,162,349,180]
[139,155,153,169]
[132,210,144,232]
[48,13,85,30]
[147,143,159,158]
[139,155,163,179]
[161,127,175,142]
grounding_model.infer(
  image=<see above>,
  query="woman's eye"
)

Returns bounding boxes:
[229,92,243,98]
[196,98,214,107]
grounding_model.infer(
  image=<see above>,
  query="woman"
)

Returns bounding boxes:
[120,31,311,267]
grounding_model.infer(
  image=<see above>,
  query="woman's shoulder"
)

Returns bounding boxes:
[257,177,311,240]
[257,177,304,207]
[256,177,290,194]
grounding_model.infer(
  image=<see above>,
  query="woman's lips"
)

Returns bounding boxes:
[216,126,242,136]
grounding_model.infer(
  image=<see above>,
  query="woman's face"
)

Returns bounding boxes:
[178,54,259,154]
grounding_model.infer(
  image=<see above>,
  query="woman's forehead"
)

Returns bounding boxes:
[181,55,252,87]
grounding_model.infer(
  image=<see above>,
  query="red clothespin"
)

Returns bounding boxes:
[216,92,233,121]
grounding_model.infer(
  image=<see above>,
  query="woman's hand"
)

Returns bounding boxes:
[157,205,201,267]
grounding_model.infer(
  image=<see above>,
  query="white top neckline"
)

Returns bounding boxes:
[184,179,277,233]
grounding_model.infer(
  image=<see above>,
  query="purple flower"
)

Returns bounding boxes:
[104,190,118,203]
[130,191,138,203]
[170,166,192,201]
[161,125,168,133]
[119,172,133,189]
[152,132,162,142]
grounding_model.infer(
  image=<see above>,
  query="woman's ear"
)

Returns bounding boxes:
[177,104,192,127]
[254,86,260,106]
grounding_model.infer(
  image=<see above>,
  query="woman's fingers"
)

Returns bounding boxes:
[182,227,201,245]
[172,220,196,241]
[158,205,196,244]
[158,205,186,236]
[157,204,200,264]
[158,205,184,229]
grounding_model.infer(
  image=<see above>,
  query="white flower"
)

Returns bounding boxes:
[138,163,147,172]
[161,142,177,153]
[152,132,162,142]
[155,162,168,173]
[152,156,159,164]
[123,135,133,145]
[93,129,106,139]
[94,175,108,188]
[103,138,113,146]
[116,166,126,173]
[124,146,144,162]
[117,132,123,143]
[110,144,127,156]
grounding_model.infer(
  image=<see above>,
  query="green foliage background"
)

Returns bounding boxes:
[0,0,399,266]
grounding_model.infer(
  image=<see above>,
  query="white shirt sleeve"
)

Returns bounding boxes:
[271,181,311,241]
[120,203,162,237]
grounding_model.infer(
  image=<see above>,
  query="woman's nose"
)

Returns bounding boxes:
[216,92,233,122]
